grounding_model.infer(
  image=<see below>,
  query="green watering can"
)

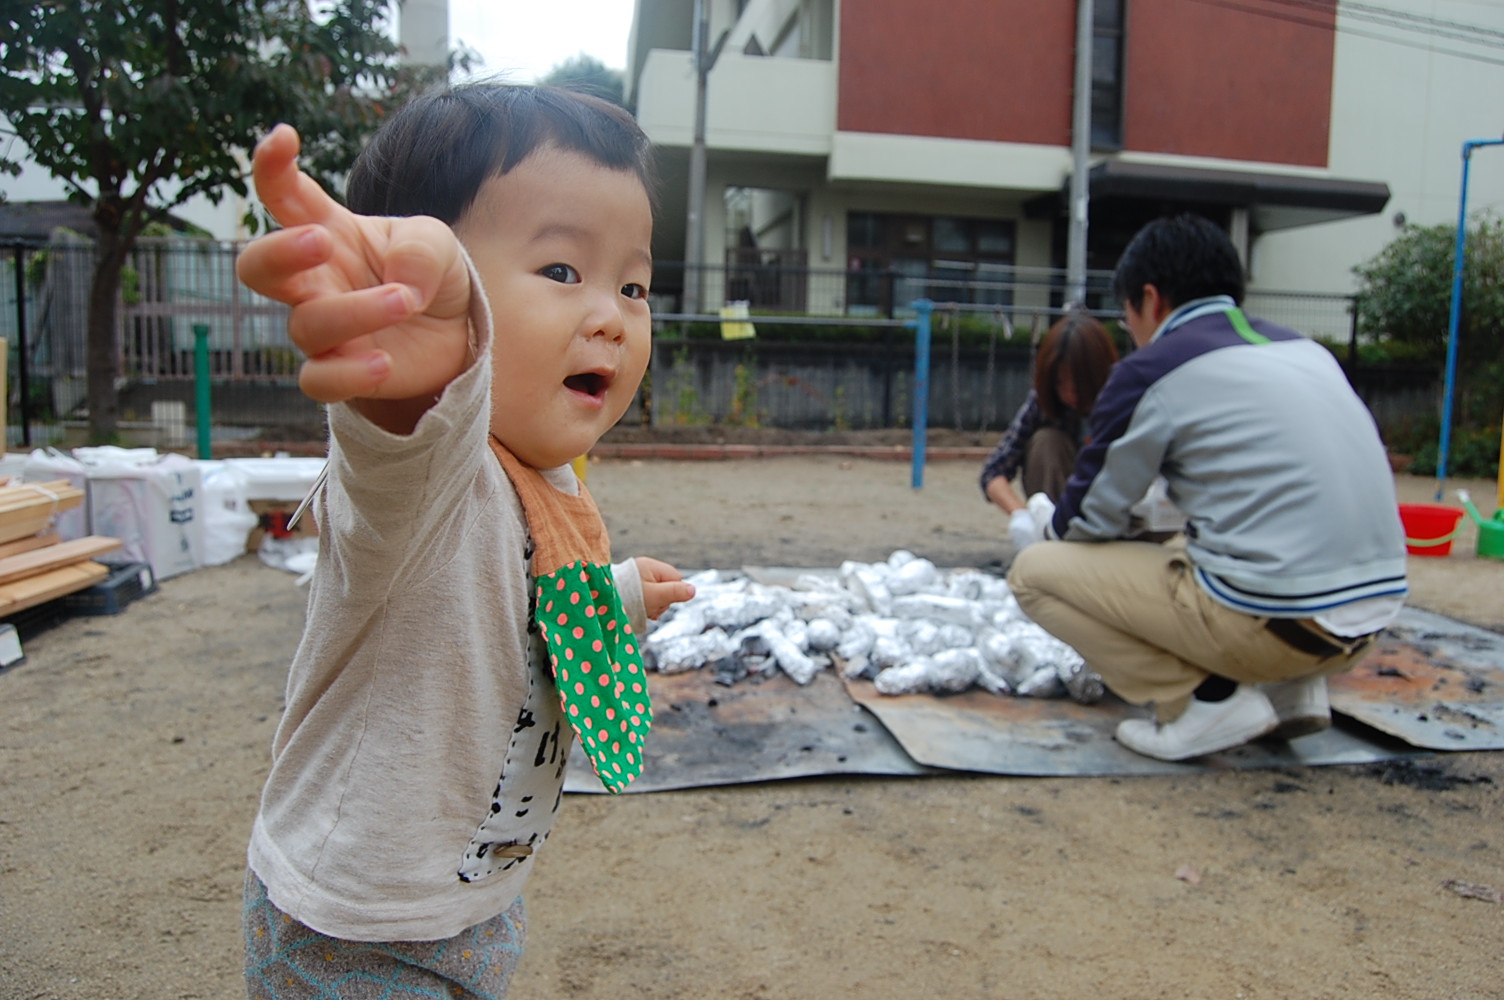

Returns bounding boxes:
[1456,490,1504,561]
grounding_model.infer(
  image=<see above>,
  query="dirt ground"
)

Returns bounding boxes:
[1,453,1501,1000]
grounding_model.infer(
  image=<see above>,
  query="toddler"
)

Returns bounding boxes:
[236,83,694,998]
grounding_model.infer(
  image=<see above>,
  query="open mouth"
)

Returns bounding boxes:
[564,371,609,398]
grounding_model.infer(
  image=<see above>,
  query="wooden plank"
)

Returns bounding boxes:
[0,533,61,560]
[0,481,85,515]
[0,479,84,494]
[0,504,84,527]
[0,497,85,521]
[0,513,63,547]
[0,482,87,545]
[0,536,123,587]
[0,479,79,496]
[0,561,110,614]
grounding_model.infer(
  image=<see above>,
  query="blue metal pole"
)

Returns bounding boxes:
[910,299,932,489]
[1438,136,1504,500]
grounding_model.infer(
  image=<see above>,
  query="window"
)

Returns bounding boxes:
[845,213,1016,315]
[724,186,807,311]
[1092,0,1125,150]
[933,218,970,253]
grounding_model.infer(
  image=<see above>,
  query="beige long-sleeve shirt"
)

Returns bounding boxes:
[247,272,644,942]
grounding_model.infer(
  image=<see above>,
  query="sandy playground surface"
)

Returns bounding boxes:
[1,452,1501,1000]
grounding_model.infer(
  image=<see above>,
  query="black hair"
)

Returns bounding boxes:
[345,81,656,223]
[1110,213,1245,310]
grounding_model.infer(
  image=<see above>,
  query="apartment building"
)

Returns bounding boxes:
[628,0,1504,327]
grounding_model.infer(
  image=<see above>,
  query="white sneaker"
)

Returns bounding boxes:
[1115,685,1279,761]
[1261,676,1331,740]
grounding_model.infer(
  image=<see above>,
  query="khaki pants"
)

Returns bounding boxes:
[1007,539,1373,719]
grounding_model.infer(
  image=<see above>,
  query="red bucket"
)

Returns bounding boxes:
[1398,503,1465,556]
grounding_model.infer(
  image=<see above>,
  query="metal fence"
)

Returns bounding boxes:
[2,236,303,445]
[1242,289,1359,347]
[1,236,294,377]
[654,258,1116,320]
[0,235,1418,450]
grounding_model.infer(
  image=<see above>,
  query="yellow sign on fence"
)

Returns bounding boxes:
[719,302,756,341]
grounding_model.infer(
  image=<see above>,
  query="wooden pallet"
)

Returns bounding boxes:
[0,479,120,616]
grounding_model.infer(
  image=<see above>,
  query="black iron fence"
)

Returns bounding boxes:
[0,236,1428,451]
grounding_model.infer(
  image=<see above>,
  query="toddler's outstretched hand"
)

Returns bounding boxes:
[634,556,696,620]
[236,124,473,421]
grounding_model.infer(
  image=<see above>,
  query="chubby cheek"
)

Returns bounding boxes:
[487,344,542,428]
[612,327,652,411]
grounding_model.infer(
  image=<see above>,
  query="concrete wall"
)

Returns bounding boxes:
[646,336,1434,437]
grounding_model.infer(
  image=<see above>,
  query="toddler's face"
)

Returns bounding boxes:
[456,145,653,469]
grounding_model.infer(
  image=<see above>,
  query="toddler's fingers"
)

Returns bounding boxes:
[286,284,418,357]
[634,555,682,582]
[298,350,393,404]
[381,216,470,320]
[235,224,332,302]
[646,583,696,619]
[642,577,696,618]
[252,124,343,230]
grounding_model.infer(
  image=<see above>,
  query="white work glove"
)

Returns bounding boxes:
[1026,492,1057,539]
[1009,508,1041,550]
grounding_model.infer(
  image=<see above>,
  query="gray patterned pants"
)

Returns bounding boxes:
[243,870,525,999]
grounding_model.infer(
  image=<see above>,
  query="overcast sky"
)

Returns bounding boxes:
[447,1,636,83]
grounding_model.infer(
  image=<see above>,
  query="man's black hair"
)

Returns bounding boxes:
[346,81,656,223]
[1110,213,1245,310]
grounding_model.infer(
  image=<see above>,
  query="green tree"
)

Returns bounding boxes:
[1354,215,1504,428]
[540,53,625,106]
[0,0,461,443]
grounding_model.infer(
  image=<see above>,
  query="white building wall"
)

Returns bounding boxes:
[830,132,1071,191]
[1253,0,1504,294]
[636,49,836,154]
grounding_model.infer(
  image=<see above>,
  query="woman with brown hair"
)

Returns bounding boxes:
[979,311,1118,548]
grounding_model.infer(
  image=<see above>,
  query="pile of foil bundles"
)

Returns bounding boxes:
[641,550,1103,703]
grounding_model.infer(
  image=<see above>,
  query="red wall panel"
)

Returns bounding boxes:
[837,0,1075,145]
[1123,0,1334,166]
[835,0,1334,167]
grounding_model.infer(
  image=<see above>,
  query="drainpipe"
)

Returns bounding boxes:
[685,0,730,318]
[1065,0,1094,307]
[684,0,710,317]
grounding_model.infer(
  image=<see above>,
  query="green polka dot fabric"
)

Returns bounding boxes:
[491,434,653,795]
[533,561,651,793]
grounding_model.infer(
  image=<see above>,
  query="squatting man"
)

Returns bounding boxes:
[1007,214,1407,762]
